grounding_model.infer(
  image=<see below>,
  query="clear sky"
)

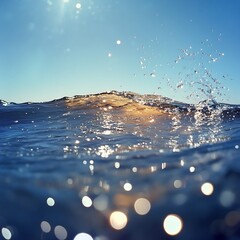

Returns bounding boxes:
[0,0,239,103]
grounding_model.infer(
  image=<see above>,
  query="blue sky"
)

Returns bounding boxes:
[0,0,239,103]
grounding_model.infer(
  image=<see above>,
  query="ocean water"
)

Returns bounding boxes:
[0,91,240,240]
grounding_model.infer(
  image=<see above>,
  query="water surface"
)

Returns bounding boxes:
[0,91,240,240]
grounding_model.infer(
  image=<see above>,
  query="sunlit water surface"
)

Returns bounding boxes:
[0,92,240,240]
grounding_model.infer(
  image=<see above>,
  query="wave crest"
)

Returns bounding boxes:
[1,91,240,118]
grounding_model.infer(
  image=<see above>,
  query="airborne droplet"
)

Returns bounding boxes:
[177,82,184,89]
[150,73,156,78]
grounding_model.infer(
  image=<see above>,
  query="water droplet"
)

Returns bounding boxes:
[150,73,156,78]
[177,82,184,89]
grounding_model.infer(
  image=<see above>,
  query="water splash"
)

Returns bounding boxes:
[171,42,228,104]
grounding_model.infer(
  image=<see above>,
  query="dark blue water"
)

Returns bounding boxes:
[0,92,240,240]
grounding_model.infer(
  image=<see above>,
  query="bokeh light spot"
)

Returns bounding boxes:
[47,197,55,206]
[201,182,214,196]
[189,166,195,173]
[54,225,68,240]
[40,221,51,233]
[73,232,93,240]
[123,183,132,191]
[174,180,183,188]
[109,211,128,230]
[1,228,12,240]
[93,195,108,211]
[114,162,120,169]
[163,214,183,236]
[225,211,240,227]
[82,196,92,208]
[132,167,137,172]
[134,198,151,215]
[76,3,82,9]
[219,190,235,207]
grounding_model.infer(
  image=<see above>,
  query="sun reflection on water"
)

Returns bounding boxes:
[96,145,114,158]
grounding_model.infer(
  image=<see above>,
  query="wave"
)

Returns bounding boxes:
[1,91,240,117]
